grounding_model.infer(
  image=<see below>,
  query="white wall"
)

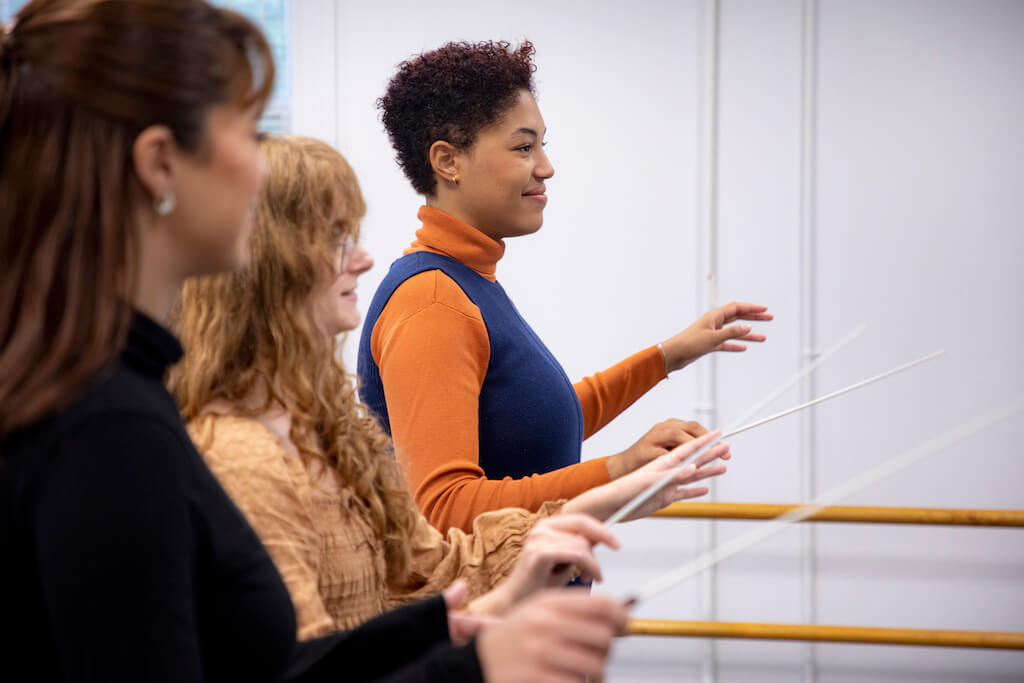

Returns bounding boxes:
[291,1,1024,680]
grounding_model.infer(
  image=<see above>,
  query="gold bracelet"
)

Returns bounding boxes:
[657,342,670,374]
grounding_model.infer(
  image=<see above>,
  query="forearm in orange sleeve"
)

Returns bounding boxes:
[414,456,611,533]
[372,273,613,533]
[574,345,669,440]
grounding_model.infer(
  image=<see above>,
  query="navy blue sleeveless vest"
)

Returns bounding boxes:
[357,252,584,480]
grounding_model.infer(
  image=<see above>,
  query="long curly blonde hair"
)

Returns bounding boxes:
[168,135,418,584]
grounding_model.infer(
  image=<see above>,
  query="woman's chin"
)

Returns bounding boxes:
[334,311,361,336]
[506,220,544,239]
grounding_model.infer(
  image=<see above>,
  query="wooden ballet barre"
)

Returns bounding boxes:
[650,502,1024,527]
[626,619,1024,650]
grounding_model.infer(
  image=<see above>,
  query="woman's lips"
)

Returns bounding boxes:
[523,192,547,206]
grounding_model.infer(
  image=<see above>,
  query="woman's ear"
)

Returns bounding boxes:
[132,125,177,207]
[428,140,461,186]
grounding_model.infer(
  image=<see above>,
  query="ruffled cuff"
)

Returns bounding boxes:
[466,499,568,592]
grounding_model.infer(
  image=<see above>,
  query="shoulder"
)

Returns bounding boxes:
[23,407,201,530]
[372,271,488,360]
[79,362,185,432]
[385,269,482,324]
[9,363,196,483]
[187,414,293,476]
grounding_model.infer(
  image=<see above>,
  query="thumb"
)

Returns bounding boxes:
[449,613,490,644]
[673,462,698,483]
[443,579,469,612]
[717,323,751,342]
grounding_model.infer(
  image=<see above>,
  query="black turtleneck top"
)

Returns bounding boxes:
[0,311,483,682]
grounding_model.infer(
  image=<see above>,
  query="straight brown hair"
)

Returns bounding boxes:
[0,0,275,441]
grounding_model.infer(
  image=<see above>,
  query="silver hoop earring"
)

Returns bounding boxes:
[153,193,176,216]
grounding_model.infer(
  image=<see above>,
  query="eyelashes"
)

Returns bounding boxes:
[515,141,548,153]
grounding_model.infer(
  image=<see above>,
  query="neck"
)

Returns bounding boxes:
[201,378,296,447]
[134,273,181,324]
[133,214,183,323]
[250,378,299,457]
[256,403,293,444]
[426,192,503,243]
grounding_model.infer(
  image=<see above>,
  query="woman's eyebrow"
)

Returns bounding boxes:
[511,127,537,138]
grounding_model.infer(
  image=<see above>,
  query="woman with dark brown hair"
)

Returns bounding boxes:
[0,2,630,682]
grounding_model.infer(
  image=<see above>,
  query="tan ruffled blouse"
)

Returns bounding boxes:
[187,414,559,639]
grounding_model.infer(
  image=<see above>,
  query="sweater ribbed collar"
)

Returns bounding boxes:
[123,309,183,379]
[405,205,505,283]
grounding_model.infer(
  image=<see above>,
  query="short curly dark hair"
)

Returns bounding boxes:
[378,40,537,196]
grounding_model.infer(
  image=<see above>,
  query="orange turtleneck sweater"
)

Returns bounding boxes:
[369,206,668,532]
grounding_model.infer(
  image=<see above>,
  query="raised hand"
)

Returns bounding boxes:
[466,514,619,617]
[660,302,772,373]
[606,418,721,480]
[563,430,729,523]
[444,579,486,645]
[476,588,628,683]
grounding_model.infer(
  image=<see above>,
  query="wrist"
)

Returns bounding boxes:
[605,453,627,480]
[560,495,590,518]
[658,340,694,374]
[656,342,670,375]
[468,583,514,618]
[562,485,611,522]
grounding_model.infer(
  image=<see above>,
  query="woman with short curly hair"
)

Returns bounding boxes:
[359,40,771,533]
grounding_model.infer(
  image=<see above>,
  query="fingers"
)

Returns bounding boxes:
[538,544,602,583]
[670,429,720,460]
[640,419,706,455]
[652,434,726,475]
[716,302,773,324]
[680,463,727,485]
[674,485,711,501]
[449,612,488,643]
[537,593,626,677]
[646,446,697,475]
[551,591,629,633]
[477,590,624,683]
[682,420,709,438]
[528,515,616,583]
[708,303,771,353]
[542,513,620,550]
[541,646,607,682]
[718,323,765,343]
[669,457,726,488]
[658,418,707,440]
[692,442,730,467]
[546,614,617,654]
